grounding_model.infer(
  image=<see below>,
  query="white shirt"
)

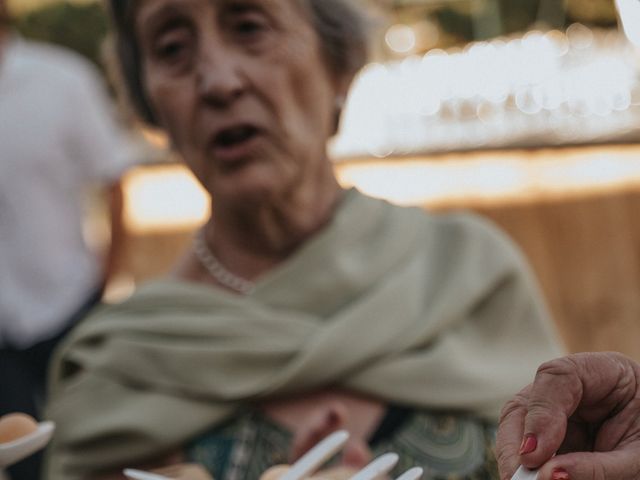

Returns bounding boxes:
[0,36,134,348]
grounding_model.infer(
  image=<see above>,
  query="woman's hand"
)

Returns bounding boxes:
[261,390,386,468]
[496,352,640,480]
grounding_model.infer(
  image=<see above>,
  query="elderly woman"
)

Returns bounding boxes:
[44,0,562,479]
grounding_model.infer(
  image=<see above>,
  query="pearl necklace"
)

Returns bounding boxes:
[193,229,255,295]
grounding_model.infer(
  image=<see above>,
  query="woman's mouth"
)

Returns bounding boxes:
[210,125,261,167]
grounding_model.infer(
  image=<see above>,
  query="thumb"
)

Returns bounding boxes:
[536,450,640,480]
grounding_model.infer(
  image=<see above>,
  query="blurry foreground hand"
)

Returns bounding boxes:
[496,352,640,480]
[261,464,358,480]
[262,390,378,468]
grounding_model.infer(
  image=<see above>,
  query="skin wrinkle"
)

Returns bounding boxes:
[240,13,339,249]
[549,356,621,453]
[533,357,584,412]
[575,358,633,422]
[591,361,635,452]
[602,360,634,416]
[615,413,640,450]
[601,379,640,452]
[497,353,640,480]
[524,386,571,433]
[112,0,367,128]
[497,387,531,480]
[580,358,640,479]
[498,389,529,431]
[136,0,346,267]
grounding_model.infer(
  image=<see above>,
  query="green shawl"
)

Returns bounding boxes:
[45,189,561,479]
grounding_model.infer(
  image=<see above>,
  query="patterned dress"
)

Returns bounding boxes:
[185,408,499,480]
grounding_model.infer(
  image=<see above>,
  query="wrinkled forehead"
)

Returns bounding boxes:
[129,0,309,27]
[111,0,315,46]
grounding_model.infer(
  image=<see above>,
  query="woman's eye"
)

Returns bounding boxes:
[231,14,270,41]
[154,29,192,64]
[236,20,262,34]
[158,42,184,59]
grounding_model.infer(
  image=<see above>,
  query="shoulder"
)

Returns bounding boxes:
[350,191,525,271]
[16,38,103,90]
[429,210,518,255]
[380,198,522,262]
[414,208,531,281]
[357,192,510,246]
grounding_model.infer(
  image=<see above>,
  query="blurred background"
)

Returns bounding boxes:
[8,0,640,360]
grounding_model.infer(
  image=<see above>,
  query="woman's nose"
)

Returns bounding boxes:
[196,48,246,108]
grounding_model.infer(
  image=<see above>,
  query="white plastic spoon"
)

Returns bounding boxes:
[511,465,538,480]
[123,430,351,480]
[0,421,55,468]
[279,430,350,480]
[123,468,172,480]
[394,467,423,480]
[347,453,399,480]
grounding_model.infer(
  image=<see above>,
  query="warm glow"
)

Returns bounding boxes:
[120,146,640,234]
[334,145,640,208]
[122,164,210,234]
[385,24,417,53]
[332,28,637,159]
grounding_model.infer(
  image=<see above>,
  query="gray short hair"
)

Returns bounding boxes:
[107,0,370,126]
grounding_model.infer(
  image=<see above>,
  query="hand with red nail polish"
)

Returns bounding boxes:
[496,352,640,480]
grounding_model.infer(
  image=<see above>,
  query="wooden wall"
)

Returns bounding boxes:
[469,190,640,360]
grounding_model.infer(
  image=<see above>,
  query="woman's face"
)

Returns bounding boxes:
[135,0,347,204]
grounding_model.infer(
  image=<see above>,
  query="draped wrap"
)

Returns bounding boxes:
[45,189,561,479]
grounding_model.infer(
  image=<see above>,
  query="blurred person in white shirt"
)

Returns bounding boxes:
[0,2,137,478]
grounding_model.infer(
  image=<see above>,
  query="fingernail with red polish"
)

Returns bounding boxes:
[518,434,537,455]
[551,468,570,480]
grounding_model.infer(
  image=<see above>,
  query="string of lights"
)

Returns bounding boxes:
[331,25,640,159]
